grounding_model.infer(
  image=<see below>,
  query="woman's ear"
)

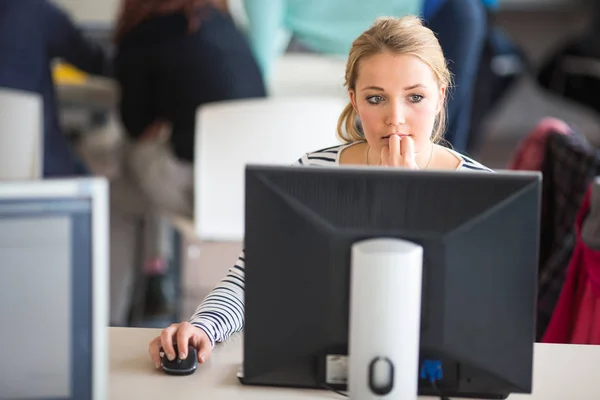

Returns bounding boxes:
[349,89,359,114]
[436,86,446,114]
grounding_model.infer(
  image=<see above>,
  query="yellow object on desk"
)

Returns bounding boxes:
[53,62,88,85]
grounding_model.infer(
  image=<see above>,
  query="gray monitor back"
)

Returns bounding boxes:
[0,179,108,400]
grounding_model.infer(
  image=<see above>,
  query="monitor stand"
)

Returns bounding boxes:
[348,238,423,400]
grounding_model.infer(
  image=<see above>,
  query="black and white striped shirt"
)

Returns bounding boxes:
[189,142,493,345]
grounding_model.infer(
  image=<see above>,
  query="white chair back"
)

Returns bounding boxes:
[194,96,346,241]
[0,88,43,180]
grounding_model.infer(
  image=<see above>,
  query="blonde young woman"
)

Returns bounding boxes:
[148,15,492,367]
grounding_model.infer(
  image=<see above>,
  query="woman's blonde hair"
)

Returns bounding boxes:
[337,15,452,144]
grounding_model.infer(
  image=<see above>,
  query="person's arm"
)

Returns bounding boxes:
[44,0,111,76]
[188,154,307,345]
[189,251,246,346]
[242,0,286,78]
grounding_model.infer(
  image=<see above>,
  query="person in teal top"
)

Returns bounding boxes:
[242,0,488,154]
[243,0,421,77]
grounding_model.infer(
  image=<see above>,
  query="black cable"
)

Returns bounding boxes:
[321,383,348,397]
[431,380,452,400]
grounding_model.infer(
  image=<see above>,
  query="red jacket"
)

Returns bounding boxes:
[542,186,600,344]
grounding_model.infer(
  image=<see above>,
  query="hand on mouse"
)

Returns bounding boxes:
[380,135,419,169]
[149,322,213,369]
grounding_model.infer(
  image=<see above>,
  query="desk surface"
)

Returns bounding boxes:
[109,328,600,400]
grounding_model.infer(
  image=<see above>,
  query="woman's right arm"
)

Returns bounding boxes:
[183,154,311,346]
[148,155,308,367]
[148,251,246,367]
[188,251,247,347]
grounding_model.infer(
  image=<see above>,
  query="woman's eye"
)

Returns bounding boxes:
[409,94,424,103]
[366,95,384,104]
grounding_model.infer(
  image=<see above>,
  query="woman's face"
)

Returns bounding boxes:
[349,52,445,157]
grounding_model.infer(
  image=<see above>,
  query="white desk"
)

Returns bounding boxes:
[109,328,600,399]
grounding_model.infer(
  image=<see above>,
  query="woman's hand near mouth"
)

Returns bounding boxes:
[380,134,419,169]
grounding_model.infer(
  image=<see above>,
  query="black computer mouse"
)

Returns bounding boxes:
[159,344,198,376]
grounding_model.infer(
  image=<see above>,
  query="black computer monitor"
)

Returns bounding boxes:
[241,165,541,399]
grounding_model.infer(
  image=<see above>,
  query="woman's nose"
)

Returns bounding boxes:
[385,101,406,126]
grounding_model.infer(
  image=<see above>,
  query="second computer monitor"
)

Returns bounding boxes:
[0,179,109,400]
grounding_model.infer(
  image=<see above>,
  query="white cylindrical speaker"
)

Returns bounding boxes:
[348,238,423,400]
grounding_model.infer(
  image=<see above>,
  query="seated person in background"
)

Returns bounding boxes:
[148,15,492,367]
[0,0,112,177]
[114,0,266,172]
[242,0,487,153]
[109,0,266,326]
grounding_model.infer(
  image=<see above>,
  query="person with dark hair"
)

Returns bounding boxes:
[0,0,111,177]
[114,0,265,163]
[110,0,266,326]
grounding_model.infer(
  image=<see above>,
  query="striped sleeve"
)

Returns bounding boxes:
[188,153,314,344]
[189,251,246,347]
[303,145,340,166]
